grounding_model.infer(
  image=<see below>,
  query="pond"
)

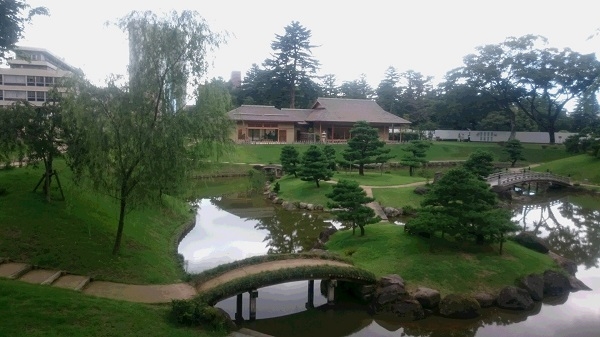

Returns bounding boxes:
[178,183,600,337]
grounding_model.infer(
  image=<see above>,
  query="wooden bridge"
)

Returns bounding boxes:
[486,172,571,188]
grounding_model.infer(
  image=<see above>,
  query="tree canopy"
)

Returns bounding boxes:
[463,150,495,178]
[406,168,518,251]
[298,145,332,187]
[280,145,300,177]
[502,139,525,167]
[399,140,430,176]
[65,10,228,255]
[343,121,390,176]
[326,179,379,236]
[0,0,48,60]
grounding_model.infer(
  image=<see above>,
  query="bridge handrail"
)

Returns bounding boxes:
[486,172,571,186]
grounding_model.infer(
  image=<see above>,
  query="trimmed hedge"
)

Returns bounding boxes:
[190,252,353,285]
[196,264,377,305]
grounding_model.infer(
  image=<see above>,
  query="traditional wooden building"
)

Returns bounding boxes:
[228,97,411,143]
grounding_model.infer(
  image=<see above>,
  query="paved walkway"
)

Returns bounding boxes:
[0,258,353,304]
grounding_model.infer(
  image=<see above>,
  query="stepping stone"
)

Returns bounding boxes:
[52,274,90,291]
[0,263,32,279]
[19,269,62,285]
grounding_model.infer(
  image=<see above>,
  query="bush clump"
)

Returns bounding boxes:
[171,299,232,331]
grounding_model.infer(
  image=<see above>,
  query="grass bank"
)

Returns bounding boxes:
[533,154,600,185]
[222,142,574,165]
[335,171,425,186]
[326,223,557,295]
[276,175,334,206]
[0,160,191,284]
[0,280,223,337]
[372,187,425,209]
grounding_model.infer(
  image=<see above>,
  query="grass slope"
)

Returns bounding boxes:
[326,223,557,295]
[0,161,191,284]
[276,175,333,206]
[533,154,600,185]
[223,142,574,165]
[334,171,425,186]
[372,187,425,209]
[0,280,223,337]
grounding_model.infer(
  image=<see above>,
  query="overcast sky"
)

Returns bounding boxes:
[19,0,600,88]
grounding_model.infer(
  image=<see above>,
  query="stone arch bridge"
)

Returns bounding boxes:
[192,255,376,321]
[486,172,571,188]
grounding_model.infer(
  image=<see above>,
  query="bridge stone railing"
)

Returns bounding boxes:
[486,172,571,187]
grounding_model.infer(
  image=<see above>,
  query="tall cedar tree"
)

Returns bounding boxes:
[265,21,319,108]
[399,140,430,176]
[323,145,337,171]
[343,121,390,176]
[65,10,226,255]
[407,168,518,252]
[503,139,525,167]
[280,145,300,177]
[463,150,495,179]
[326,179,379,236]
[298,145,332,187]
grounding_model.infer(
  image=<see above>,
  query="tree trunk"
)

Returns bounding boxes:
[508,110,517,141]
[112,193,127,255]
[315,179,320,188]
[359,224,365,236]
[511,159,516,167]
[43,154,53,202]
[359,163,364,176]
[499,234,504,255]
[548,125,556,144]
[352,223,356,235]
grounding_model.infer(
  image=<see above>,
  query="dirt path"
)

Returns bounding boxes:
[83,282,197,303]
[196,259,353,293]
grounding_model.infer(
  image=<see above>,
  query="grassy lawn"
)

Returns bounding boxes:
[222,142,575,166]
[372,187,425,209]
[334,170,425,186]
[0,280,223,337]
[275,175,333,206]
[326,223,557,295]
[0,160,192,284]
[533,154,600,185]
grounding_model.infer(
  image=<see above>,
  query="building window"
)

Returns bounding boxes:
[4,75,26,85]
[36,91,45,102]
[27,76,35,86]
[0,75,2,85]
[45,77,54,86]
[27,91,36,101]
[4,90,27,101]
[36,76,44,86]
[248,129,261,141]
[0,90,3,100]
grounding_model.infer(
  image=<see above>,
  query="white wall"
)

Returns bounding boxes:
[431,130,577,144]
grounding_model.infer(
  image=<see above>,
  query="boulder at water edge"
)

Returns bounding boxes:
[389,299,425,321]
[497,286,534,310]
[473,292,496,308]
[439,294,481,319]
[513,232,550,253]
[543,270,571,296]
[413,287,441,309]
[517,274,544,301]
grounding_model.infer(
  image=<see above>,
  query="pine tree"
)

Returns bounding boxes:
[326,179,380,236]
[343,121,390,176]
[400,140,430,176]
[280,145,300,177]
[298,145,332,187]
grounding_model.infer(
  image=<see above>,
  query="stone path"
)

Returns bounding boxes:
[0,259,195,303]
[0,258,353,304]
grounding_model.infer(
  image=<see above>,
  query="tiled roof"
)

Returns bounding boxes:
[227,98,411,125]
[228,105,309,122]
[307,98,411,124]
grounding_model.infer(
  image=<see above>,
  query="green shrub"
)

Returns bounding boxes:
[403,205,417,215]
[171,299,231,331]
[0,186,7,196]
[273,181,280,193]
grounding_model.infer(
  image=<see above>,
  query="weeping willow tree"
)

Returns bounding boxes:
[65,10,230,255]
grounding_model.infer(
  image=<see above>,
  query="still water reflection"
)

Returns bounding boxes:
[178,191,600,337]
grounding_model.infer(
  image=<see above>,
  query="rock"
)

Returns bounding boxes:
[379,274,405,288]
[315,204,324,211]
[548,251,577,276]
[517,274,544,301]
[497,286,534,310]
[299,202,308,209]
[276,198,284,205]
[439,294,481,319]
[413,287,441,309]
[319,226,338,242]
[568,275,592,292]
[414,186,430,195]
[473,292,496,308]
[543,270,571,296]
[373,283,408,307]
[215,307,237,331]
[389,299,425,321]
[306,204,315,211]
[384,207,400,217]
[271,197,279,204]
[513,232,550,253]
[309,248,328,255]
[433,172,442,183]
[282,201,297,211]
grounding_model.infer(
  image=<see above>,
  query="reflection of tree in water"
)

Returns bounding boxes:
[254,207,334,254]
[514,195,600,269]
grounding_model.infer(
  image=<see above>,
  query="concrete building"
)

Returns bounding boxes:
[0,46,79,107]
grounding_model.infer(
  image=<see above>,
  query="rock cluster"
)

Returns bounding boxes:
[264,188,324,211]
[383,207,403,218]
